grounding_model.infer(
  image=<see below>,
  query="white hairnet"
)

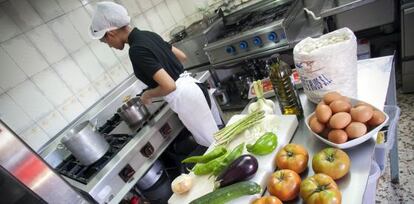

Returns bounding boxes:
[89,1,131,39]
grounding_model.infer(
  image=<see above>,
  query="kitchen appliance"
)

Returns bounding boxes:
[204,0,298,66]
[61,121,110,165]
[39,76,185,204]
[0,121,89,204]
[170,26,187,43]
[117,96,150,128]
[171,19,223,70]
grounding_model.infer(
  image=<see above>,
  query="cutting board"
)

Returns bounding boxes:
[169,114,298,204]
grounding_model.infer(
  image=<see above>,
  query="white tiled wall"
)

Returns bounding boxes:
[0,0,218,152]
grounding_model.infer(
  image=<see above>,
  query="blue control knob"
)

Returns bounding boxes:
[253,36,262,46]
[225,46,235,54]
[239,41,248,49]
[268,32,279,42]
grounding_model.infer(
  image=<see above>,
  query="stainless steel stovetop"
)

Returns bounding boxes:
[40,76,184,204]
[204,0,316,66]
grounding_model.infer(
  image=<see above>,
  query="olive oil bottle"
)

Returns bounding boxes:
[267,56,303,117]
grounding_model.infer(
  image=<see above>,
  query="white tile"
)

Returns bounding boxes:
[1,0,43,32]
[67,7,93,43]
[136,0,152,12]
[53,56,90,92]
[132,14,153,31]
[79,0,94,5]
[89,40,119,70]
[120,56,134,74]
[151,0,163,6]
[144,8,165,34]
[21,125,50,151]
[93,73,116,95]
[8,80,54,121]
[0,87,3,94]
[58,96,85,121]
[112,43,129,58]
[76,84,100,107]
[178,0,197,16]
[108,65,129,84]
[29,0,64,22]
[26,24,68,64]
[0,94,34,134]
[118,0,141,16]
[0,47,27,90]
[156,2,176,29]
[166,0,185,23]
[72,46,105,81]
[48,15,85,53]
[56,0,82,13]
[0,8,22,42]
[32,68,73,106]
[2,35,49,77]
[37,110,68,137]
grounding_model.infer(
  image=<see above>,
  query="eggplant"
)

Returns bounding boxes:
[215,154,258,188]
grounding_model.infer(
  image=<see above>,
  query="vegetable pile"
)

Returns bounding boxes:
[214,110,265,145]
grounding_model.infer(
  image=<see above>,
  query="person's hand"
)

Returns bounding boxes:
[140,91,152,105]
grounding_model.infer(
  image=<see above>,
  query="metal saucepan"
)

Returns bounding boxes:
[61,121,109,165]
[117,96,150,128]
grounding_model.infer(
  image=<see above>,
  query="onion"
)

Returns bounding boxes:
[171,174,193,194]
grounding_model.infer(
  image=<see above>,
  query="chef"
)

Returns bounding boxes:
[89,2,218,147]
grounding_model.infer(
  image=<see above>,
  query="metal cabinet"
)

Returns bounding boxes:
[401,1,414,93]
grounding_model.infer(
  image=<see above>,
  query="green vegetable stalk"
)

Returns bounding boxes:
[246,132,278,155]
[182,146,227,163]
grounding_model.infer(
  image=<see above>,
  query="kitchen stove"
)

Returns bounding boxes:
[39,76,185,204]
[204,0,302,66]
[56,134,133,185]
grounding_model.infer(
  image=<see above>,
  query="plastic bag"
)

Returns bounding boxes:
[293,27,357,104]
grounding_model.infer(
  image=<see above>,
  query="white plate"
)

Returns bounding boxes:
[305,98,389,149]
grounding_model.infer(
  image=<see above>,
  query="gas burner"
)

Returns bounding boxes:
[98,114,122,134]
[56,134,133,184]
[219,2,292,40]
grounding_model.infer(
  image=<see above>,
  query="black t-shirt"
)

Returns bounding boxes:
[128,28,184,88]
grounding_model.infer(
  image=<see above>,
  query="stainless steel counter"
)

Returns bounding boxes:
[240,56,395,203]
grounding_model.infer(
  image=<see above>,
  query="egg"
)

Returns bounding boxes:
[350,105,374,123]
[367,110,386,126]
[329,100,352,113]
[339,96,351,103]
[355,101,374,110]
[309,116,325,133]
[346,122,367,139]
[328,130,348,144]
[329,112,352,129]
[315,104,332,123]
[323,92,343,105]
[320,128,331,138]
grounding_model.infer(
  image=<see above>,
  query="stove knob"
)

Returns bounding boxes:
[253,36,262,46]
[225,46,235,54]
[239,41,248,49]
[268,32,279,42]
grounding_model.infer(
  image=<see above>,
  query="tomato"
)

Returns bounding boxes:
[267,169,301,201]
[300,173,342,204]
[253,196,282,204]
[312,148,350,180]
[275,143,309,174]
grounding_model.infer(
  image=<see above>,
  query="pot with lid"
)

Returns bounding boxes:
[61,121,109,165]
[117,95,150,128]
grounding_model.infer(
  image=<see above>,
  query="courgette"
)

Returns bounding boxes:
[190,181,261,204]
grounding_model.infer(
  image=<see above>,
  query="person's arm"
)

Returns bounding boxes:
[172,46,187,63]
[140,69,176,104]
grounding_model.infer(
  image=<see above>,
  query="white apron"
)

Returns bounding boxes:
[163,72,218,147]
